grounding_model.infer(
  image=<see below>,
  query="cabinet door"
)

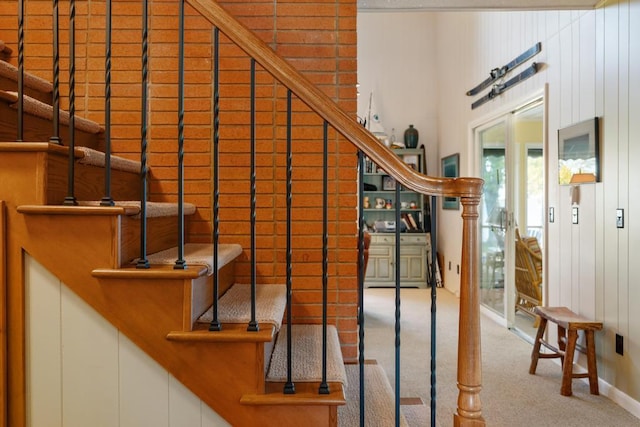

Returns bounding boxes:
[365,243,394,282]
[398,244,427,283]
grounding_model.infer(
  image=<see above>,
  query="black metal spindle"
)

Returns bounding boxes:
[430,196,438,426]
[319,120,329,395]
[63,0,77,206]
[394,183,401,426]
[174,0,186,269]
[49,0,61,144]
[357,151,366,425]
[100,0,114,206]
[247,58,258,332]
[283,89,295,394]
[16,0,24,141]
[136,0,150,269]
[209,27,222,331]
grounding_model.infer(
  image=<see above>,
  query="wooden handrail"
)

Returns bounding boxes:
[186,0,482,199]
[186,1,486,425]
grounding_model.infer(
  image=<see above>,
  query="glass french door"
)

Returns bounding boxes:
[476,100,544,337]
[478,119,509,316]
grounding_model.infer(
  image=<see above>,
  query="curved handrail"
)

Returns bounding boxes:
[187,0,483,199]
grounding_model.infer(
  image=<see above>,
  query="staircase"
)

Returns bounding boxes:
[0,0,486,425]
[1,53,349,426]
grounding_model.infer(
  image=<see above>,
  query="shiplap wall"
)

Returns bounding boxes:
[24,255,230,427]
[435,1,640,413]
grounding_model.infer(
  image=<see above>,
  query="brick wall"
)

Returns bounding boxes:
[1,0,359,361]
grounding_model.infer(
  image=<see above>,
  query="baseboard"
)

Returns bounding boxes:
[599,379,640,420]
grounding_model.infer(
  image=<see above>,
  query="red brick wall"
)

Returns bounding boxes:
[1,0,359,361]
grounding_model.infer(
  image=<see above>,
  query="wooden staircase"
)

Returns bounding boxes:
[0,46,347,426]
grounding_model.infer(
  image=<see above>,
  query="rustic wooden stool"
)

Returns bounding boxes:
[529,306,603,396]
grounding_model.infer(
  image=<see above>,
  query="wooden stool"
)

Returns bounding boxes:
[529,306,603,396]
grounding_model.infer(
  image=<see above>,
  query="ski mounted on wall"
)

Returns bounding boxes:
[471,62,539,110]
[466,42,541,97]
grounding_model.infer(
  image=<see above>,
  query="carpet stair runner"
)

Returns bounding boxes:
[0,58,53,103]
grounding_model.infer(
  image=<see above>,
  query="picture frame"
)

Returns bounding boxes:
[382,175,396,191]
[441,153,460,210]
[558,117,600,185]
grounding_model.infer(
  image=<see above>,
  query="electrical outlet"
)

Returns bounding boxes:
[616,334,624,355]
[616,208,624,228]
[572,207,579,224]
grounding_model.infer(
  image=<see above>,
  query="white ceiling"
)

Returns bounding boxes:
[357,0,600,10]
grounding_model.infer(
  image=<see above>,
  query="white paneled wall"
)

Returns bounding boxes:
[24,255,230,427]
[432,1,640,415]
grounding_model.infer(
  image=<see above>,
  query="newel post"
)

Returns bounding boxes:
[454,194,485,426]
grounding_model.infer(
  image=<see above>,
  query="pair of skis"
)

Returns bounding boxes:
[467,42,541,109]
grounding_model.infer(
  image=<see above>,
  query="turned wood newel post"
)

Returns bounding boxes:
[455,194,485,427]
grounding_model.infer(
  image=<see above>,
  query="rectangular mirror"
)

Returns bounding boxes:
[558,117,600,185]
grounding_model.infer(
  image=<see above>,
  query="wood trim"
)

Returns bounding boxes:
[186,0,483,200]
[0,201,6,427]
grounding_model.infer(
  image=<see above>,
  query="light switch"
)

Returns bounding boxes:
[616,209,624,228]
[572,207,579,224]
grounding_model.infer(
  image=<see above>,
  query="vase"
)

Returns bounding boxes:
[404,125,419,148]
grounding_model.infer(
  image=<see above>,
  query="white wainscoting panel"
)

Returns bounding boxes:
[25,255,230,427]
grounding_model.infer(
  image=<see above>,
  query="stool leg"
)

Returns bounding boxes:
[585,330,600,395]
[529,317,548,375]
[561,329,578,396]
[557,325,567,366]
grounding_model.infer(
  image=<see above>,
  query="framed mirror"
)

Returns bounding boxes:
[558,117,600,185]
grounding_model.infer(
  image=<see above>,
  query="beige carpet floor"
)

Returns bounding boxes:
[363,287,640,427]
[340,363,409,427]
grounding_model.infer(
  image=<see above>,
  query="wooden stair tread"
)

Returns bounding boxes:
[17,204,139,216]
[241,381,346,406]
[267,324,347,385]
[76,146,141,173]
[143,242,242,275]
[197,283,286,330]
[0,89,102,134]
[92,264,208,279]
[0,59,52,94]
[17,201,196,218]
[166,322,276,343]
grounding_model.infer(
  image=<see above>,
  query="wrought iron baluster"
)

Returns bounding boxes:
[430,196,438,426]
[319,120,329,395]
[357,151,366,425]
[136,0,150,269]
[209,27,222,331]
[17,0,24,141]
[394,183,401,426]
[100,0,114,206]
[283,89,295,394]
[63,0,77,206]
[174,0,186,270]
[247,58,258,332]
[50,0,61,144]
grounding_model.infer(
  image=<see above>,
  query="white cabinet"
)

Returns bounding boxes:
[365,233,431,288]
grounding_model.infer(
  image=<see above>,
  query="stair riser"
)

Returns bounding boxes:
[0,101,101,149]
[119,215,183,267]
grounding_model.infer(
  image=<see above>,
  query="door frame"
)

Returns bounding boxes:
[467,86,548,329]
